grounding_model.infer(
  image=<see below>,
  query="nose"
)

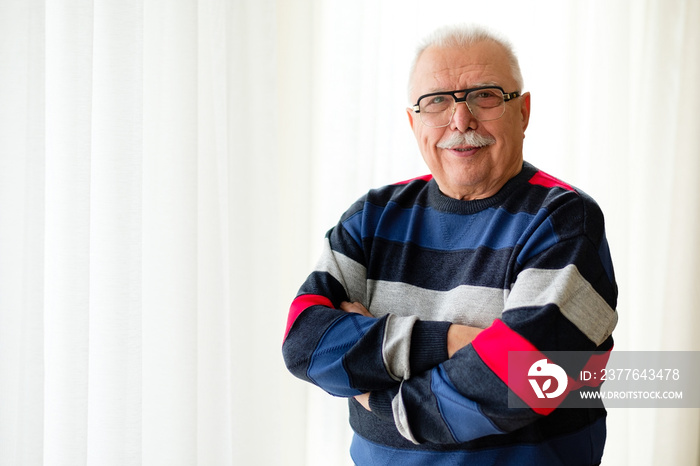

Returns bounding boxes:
[450,101,478,132]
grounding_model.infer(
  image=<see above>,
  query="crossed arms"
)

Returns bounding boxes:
[340,300,482,411]
[282,187,618,444]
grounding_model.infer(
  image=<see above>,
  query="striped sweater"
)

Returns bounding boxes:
[282,162,618,465]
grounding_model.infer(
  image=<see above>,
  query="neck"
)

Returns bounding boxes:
[442,164,523,201]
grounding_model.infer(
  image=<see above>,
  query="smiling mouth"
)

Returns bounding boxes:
[446,145,486,155]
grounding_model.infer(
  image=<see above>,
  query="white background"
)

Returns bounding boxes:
[1,0,699,464]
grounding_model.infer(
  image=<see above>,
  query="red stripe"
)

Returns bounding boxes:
[471,319,539,383]
[507,349,612,414]
[394,174,433,185]
[472,320,612,415]
[529,171,574,191]
[283,294,334,341]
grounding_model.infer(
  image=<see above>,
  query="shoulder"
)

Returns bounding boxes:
[519,163,607,243]
[339,174,434,222]
[371,174,434,206]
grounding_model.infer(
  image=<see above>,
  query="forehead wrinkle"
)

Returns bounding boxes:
[426,64,501,94]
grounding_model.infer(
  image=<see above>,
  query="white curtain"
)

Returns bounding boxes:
[0,1,698,465]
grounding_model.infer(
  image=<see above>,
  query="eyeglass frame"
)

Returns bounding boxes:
[411,86,521,128]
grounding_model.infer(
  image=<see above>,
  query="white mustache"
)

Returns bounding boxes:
[437,132,496,149]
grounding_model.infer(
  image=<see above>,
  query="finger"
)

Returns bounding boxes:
[340,301,363,314]
[339,301,354,312]
[340,301,372,317]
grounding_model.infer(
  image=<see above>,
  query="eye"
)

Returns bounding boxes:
[421,94,452,113]
[469,89,503,108]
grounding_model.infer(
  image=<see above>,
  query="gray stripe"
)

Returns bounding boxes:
[367,280,505,328]
[382,314,418,381]
[369,280,504,381]
[392,382,419,444]
[504,265,618,345]
[313,239,367,304]
[315,243,507,382]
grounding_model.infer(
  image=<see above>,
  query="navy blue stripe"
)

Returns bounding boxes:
[297,271,349,308]
[503,305,605,353]
[282,306,343,383]
[431,366,503,442]
[598,236,615,284]
[399,370,457,443]
[344,202,547,252]
[343,315,397,391]
[365,238,512,290]
[327,220,367,266]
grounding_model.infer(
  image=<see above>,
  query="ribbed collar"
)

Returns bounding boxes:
[426,161,537,214]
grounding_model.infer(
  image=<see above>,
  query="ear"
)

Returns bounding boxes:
[520,92,531,134]
[406,107,417,131]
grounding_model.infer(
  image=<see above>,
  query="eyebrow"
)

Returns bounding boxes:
[422,82,503,96]
[473,81,500,88]
[423,82,501,94]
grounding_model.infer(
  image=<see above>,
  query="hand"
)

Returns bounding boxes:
[447,324,484,358]
[340,301,373,318]
[354,392,371,411]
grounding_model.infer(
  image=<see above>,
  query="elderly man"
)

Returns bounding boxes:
[283,24,617,465]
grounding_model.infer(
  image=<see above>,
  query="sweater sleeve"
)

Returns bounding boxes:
[367,194,618,444]
[282,198,452,397]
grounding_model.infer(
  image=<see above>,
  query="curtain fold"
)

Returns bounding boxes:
[86,2,143,464]
[43,1,94,464]
[0,0,46,464]
[0,1,698,465]
[141,1,198,465]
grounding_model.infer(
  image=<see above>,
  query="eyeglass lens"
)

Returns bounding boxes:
[419,88,506,127]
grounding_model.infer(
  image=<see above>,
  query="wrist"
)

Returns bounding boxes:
[368,388,397,421]
[447,324,482,357]
[410,320,451,372]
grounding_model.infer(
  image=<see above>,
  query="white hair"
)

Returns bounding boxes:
[407,24,524,102]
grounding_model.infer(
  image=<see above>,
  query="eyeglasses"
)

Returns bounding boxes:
[411,86,521,128]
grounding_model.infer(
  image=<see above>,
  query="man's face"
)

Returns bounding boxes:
[407,41,531,200]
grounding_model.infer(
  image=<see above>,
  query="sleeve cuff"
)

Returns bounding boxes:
[409,320,451,374]
[368,386,398,421]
